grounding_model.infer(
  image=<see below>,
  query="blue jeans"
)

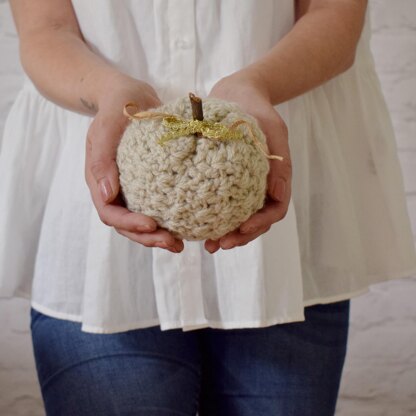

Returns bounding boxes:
[30,300,350,416]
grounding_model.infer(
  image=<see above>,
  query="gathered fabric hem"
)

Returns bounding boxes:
[30,299,307,334]
[303,265,416,307]
[26,263,416,334]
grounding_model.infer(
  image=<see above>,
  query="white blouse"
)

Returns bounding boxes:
[1,0,415,333]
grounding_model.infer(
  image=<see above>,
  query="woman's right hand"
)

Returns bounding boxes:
[84,73,184,253]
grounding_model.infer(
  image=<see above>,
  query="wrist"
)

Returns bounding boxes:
[209,69,273,118]
[230,65,272,103]
[85,70,162,126]
[79,67,133,115]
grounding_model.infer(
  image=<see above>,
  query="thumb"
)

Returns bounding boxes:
[268,172,286,202]
[86,118,125,204]
[91,158,120,204]
[260,118,290,202]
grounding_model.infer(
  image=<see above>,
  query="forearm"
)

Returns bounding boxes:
[237,0,367,106]
[9,0,129,115]
[18,28,127,116]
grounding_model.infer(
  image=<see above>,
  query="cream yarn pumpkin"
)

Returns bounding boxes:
[116,95,273,241]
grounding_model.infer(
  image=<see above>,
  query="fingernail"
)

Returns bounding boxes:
[221,241,233,249]
[139,224,156,232]
[273,179,286,202]
[240,226,256,234]
[206,246,214,253]
[171,245,182,253]
[99,178,113,203]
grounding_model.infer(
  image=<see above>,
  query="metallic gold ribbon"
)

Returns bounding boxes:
[123,102,284,161]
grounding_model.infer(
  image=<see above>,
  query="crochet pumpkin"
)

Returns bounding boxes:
[116,93,281,241]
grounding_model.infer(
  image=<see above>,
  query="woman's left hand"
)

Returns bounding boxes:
[204,71,292,253]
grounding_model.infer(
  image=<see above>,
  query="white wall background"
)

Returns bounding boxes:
[0,1,415,415]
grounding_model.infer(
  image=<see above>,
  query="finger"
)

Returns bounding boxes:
[115,228,184,253]
[86,115,128,204]
[206,223,270,251]
[205,167,291,253]
[100,204,159,233]
[258,115,291,202]
[239,198,288,234]
[86,165,158,232]
[219,224,271,250]
[205,238,220,253]
[205,197,287,253]
[205,225,241,253]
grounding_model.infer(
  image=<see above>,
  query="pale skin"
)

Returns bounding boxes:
[10,0,367,254]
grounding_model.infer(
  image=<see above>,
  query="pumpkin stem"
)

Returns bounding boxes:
[189,92,204,138]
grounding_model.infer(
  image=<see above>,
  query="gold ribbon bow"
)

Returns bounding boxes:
[158,116,245,145]
[123,102,284,161]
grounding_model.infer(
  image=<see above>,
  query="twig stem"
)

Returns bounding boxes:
[189,92,204,137]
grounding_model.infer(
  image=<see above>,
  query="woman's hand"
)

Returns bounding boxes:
[85,73,184,253]
[204,71,292,253]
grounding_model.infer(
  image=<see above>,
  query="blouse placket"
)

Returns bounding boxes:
[152,0,207,330]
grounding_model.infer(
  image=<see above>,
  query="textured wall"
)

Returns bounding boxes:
[336,1,416,415]
[0,1,415,415]
[0,3,46,415]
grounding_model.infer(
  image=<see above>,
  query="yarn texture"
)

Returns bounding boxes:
[116,95,270,241]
